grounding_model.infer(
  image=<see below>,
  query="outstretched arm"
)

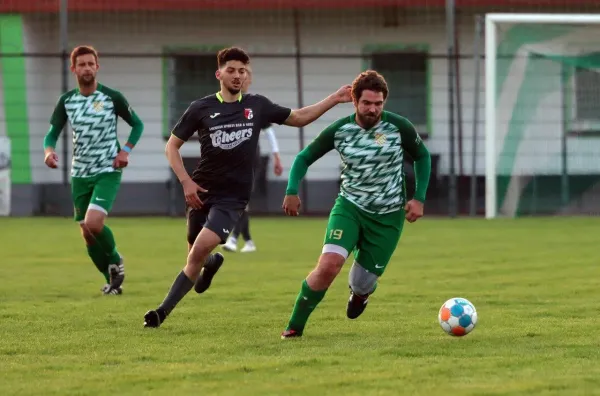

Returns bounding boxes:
[283,124,336,216]
[286,131,335,195]
[283,85,352,128]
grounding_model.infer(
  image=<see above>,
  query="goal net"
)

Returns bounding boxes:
[485,14,600,218]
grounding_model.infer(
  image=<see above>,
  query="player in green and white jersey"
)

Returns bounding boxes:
[280,70,432,339]
[43,46,144,295]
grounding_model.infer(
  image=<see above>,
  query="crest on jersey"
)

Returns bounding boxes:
[244,108,254,120]
[92,101,104,112]
[374,133,387,146]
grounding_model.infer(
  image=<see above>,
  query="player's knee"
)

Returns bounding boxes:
[84,218,104,235]
[348,262,378,295]
[187,242,213,268]
[83,210,105,235]
[316,253,345,281]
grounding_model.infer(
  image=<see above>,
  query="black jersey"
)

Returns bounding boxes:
[171,92,291,201]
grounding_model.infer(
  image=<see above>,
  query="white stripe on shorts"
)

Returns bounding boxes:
[322,244,349,259]
[87,203,108,215]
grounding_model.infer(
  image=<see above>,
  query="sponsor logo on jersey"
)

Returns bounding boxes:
[244,108,254,120]
[210,128,253,150]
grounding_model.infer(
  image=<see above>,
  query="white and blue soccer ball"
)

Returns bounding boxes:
[438,297,477,337]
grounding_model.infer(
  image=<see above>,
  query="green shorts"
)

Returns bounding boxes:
[323,195,404,276]
[71,171,122,222]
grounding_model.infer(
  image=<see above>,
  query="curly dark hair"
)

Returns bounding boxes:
[70,45,98,67]
[351,70,389,102]
[217,47,250,68]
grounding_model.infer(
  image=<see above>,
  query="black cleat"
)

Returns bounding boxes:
[101,284,123,295]
[144,308,166,328]
[194,253,225,294]
[346,290,369,319]
[108,255,125,290]
[281,329,302,339]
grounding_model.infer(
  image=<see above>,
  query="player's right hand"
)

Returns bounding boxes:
[283,195,301,216]
[334,85,352,104]
[182,178,207,209]
[44,152,59,169]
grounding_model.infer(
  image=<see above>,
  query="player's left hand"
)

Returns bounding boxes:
[283,195,301,216]
[405,199,424,223]
[273,159,283,176]
[334,85,353,104]
[113,150,129,169]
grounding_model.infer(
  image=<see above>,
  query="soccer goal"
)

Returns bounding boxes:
[484,13,600,218]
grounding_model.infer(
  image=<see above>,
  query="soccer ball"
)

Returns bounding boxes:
[438,297,477,336]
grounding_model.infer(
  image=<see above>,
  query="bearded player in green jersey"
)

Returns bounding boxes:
[280,70,431,339]
[43,46,144,295]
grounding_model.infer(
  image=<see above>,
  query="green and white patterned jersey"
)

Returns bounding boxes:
[49,83,136,178]
[288,111,427,214]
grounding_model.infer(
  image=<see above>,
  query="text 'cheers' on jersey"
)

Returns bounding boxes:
[171,92,291,201]
[49,83,142,178]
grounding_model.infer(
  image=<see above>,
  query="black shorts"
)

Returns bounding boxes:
[186,196,247,245]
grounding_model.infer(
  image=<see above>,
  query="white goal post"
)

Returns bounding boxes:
[0,136,10,216]
[485,13,600,219]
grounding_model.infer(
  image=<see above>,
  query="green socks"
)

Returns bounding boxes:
[286,279,327,334]
[95,225,121,264]
[85,225,120,283]
[87,242,110,283]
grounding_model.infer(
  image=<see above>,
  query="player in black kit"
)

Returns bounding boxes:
[144,47,351,328]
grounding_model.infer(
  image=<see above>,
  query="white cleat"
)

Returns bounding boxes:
[222,239,238,252]
[240,241,256,253]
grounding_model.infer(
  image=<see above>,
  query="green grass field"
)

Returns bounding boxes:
[1,216,600,395]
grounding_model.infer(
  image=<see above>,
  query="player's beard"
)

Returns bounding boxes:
[227,86,241,95]
[77,74,96,88]
[226,79,242,95]
[357,111,381,130]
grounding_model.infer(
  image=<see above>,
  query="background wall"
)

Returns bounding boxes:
[1,1,600,217]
